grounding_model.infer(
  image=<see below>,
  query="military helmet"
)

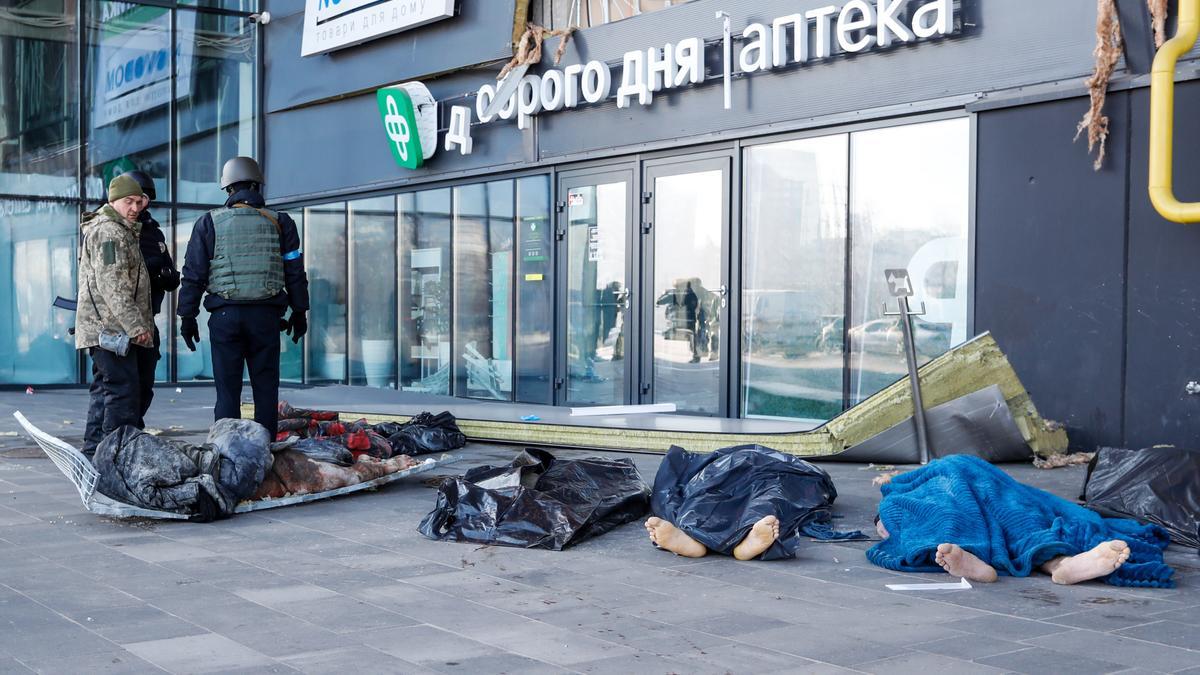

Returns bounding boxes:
[121,170,156,201]
[220,156,264,189]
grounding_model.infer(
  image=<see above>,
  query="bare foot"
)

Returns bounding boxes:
[1047,540,1130,585]
[875,518,889,539]
[935,543,998,583]
[645,517,707,558]
[732,515,780,561]
[872,471,900,487]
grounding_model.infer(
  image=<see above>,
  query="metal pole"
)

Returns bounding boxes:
[897,296,931,464]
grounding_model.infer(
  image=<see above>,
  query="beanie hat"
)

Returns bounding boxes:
[107,174,144,203]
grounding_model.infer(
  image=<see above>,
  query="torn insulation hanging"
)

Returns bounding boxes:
[1077,0,1124,171]
[1148,0,1168,47]
[500,23,577,80]
[1077,0,1170,171]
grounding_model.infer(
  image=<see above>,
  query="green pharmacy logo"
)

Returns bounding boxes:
[377,87,424,169]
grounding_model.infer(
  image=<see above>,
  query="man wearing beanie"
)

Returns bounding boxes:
[121,170,180,426]
[76,174,155,458]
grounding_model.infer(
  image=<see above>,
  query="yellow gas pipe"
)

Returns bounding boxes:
[1149,0,1200,222]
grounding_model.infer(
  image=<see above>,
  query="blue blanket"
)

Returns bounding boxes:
[867,455,1174,588]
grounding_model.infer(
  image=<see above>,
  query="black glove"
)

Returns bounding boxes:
[180,316,200,352]
[160,266,180,293]
[285,310,307,344]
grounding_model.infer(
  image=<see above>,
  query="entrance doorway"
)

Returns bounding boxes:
[556,154,731,415]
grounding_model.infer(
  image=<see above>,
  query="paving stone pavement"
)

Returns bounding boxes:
[0,386,1197,674]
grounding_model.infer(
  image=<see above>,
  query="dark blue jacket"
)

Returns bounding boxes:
[138,209,180,316]
[177,188,309,319]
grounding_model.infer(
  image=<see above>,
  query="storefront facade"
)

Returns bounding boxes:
[5,0,1200,451]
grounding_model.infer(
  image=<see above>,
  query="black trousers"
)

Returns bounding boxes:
[82,342,155,457]
[208,304,282,434]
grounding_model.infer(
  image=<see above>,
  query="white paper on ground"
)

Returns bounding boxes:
[886,577,972,591]
[570,403,678,416]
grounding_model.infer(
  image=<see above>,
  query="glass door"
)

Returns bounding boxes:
[557,168,635,406]
[642,156,731,415]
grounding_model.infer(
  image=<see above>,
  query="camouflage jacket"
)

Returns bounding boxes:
[75,205,153,350]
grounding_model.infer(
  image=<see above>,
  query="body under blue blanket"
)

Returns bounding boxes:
[868,455,1175,588]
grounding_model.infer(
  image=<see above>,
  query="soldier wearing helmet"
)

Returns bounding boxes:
[177,157,309,435]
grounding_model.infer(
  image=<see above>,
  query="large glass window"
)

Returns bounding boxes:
[348,196,397,388]
[515,176,553,404]
[0,2,79,198]
[85,1,171,201]
[305,203,348,384]
[176,9,256,204]
[742,118,969,420]
[742,135,848,421]
[849,118,970,403]
[0,200,78,384]
[453,181,515,400]
[175,207,213,381]
[3,0,259,386]
[280,211,303,383]
[399,189,452,394]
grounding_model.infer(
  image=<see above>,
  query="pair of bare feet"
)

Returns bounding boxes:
[645,515,781,560]
[934,540,1132,585]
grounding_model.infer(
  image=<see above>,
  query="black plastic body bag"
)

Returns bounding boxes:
[1084,446,1200,550]
[652,444,864,560]
[418,448,650,550]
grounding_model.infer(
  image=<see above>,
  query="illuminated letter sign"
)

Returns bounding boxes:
[376,82,439,169]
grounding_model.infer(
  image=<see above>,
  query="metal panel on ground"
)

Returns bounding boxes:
[974,95,1129,450]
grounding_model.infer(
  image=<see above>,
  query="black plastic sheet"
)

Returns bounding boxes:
[652,444,864,560]
[388,411,466,456]
[93,419,272,521]
[418,448,650,550]
[291,438,355,466]
[1084,446,1200,550]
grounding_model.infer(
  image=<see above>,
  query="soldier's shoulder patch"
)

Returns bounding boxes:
[101,240,116,265]
[158,242,167,253]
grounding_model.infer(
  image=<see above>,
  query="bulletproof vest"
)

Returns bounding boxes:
[207,205,285,301]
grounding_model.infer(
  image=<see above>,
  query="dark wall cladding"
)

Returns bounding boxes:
[974,95,1129,451]
[262,0,517,113]
[537,0,1102,159]
[263,0,1106,200]
[265,69,531,202]
[1126,84,1200,449]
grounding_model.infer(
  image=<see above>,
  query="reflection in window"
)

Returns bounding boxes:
[175,208,215,381]
[305,203,348,384]
[515,176,553,404]
[349,196,397,388]
[0,200,78,384]
[399,189,452,394]
[453,181,515,400]
[849,118,969,403]
[176,9,256,204]
[280,212,303,383]
[742,135,848,421]
[85,1,170,201]
[0,4,79,197]
[566,182,628,405]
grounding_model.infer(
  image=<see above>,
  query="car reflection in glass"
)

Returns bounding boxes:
[848,317,951,357]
